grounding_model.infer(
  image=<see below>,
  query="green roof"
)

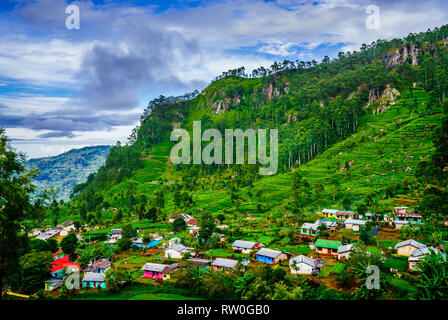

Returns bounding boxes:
[315,239,342,249]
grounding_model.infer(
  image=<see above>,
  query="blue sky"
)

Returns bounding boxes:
[1,0,447,158]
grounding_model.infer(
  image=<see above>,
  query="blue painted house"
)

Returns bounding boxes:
[82,272,106,289]
[255,248,287,264]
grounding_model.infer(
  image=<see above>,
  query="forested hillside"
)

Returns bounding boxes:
[54,25,448,229]
[27,145,110,201]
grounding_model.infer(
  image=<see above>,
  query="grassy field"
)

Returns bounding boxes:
[74,285,203,300]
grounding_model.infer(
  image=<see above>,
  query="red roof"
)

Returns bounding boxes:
[187,218,197,225]
[49,255,80,273]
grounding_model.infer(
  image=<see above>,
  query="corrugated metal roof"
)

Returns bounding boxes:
[394,239,426,250]
[256,248,282,258]
[141,263,170,273]
[289,255,315,267]
[212,258,238,268]
[82,272,105,282]
[232,240,257,249]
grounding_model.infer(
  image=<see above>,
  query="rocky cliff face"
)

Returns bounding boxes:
[367,85,400,114]
[382,44,419,69]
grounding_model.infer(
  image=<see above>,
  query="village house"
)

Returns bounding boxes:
[58,221,75,236]
[85,258,111,273]
[322,208,358,220]
[289,255,321,275]
[36,228,62,241]
[82,272,106,289]
[49,255,80,279]
[394,239,427,257]
[44,279,63,291]
[337,244,354,261]
[164,244,195,259]
[344,219,368,231]
[314,239,342,256]
[189,225,201,236]
[231,240,262,254]
[212,258,238,271]
[168,213,196,226]
[255,248,288,264]
[106,229,122,245]
[393,207,423,229]
[141,263,179,281]
[365,213,382,222]
[189,258,213,272]
[408,247,445,271]
[300,220,338,238]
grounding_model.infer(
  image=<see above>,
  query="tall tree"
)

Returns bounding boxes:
[0,129,39,298]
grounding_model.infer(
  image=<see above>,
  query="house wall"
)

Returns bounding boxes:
[143,270,170,280]
[290,263,313,275]
[316,247,338,256]
[232,247,252,254]
[338,252,351,261]
[397,245,419,257]
[274,253,288,263]
[256,255,274,264]
[82,281,106,289]
[165,249,183,259]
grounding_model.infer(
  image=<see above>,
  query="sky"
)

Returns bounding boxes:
[0,0,447,159]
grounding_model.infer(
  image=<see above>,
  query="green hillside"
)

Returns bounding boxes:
[44,26,448,232]
[26,145,110,201]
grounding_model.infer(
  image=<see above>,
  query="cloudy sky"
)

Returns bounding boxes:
[0,0,447,158]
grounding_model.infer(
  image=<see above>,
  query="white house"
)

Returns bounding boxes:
[289,255,318,275]
[337,244,354,261]
[408,247,445,271]
[164,244,195,259]
[394,239,427,257]
[344,219,368,231]
[231,240,261,254]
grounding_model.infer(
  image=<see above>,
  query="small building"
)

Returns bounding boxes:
[337,244,354,261]
[300,220,337,238]
[289,255,320,275]
[231,240,261,254]
[314,239,342,256]
[44,279,63,291]
[189,258,212,271]
[322,209,358,220]
[344,219,368,231]
[36,228,61,241]
[164,244,195,259]
[85,258,111,274]
[255,248,288,264]
[408,247,445,271]
[212,258,238,271]
[141,263,178,281]
[168,213,195,224]
[394,239,427,257]
[58,221,75,236]
[50,255,80,279]
[393,207,422,225]
[168,237,181,246]
[108,229,122,238]
[82,272,106,289]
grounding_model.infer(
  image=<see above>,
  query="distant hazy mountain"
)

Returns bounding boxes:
[27,145,111,201]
